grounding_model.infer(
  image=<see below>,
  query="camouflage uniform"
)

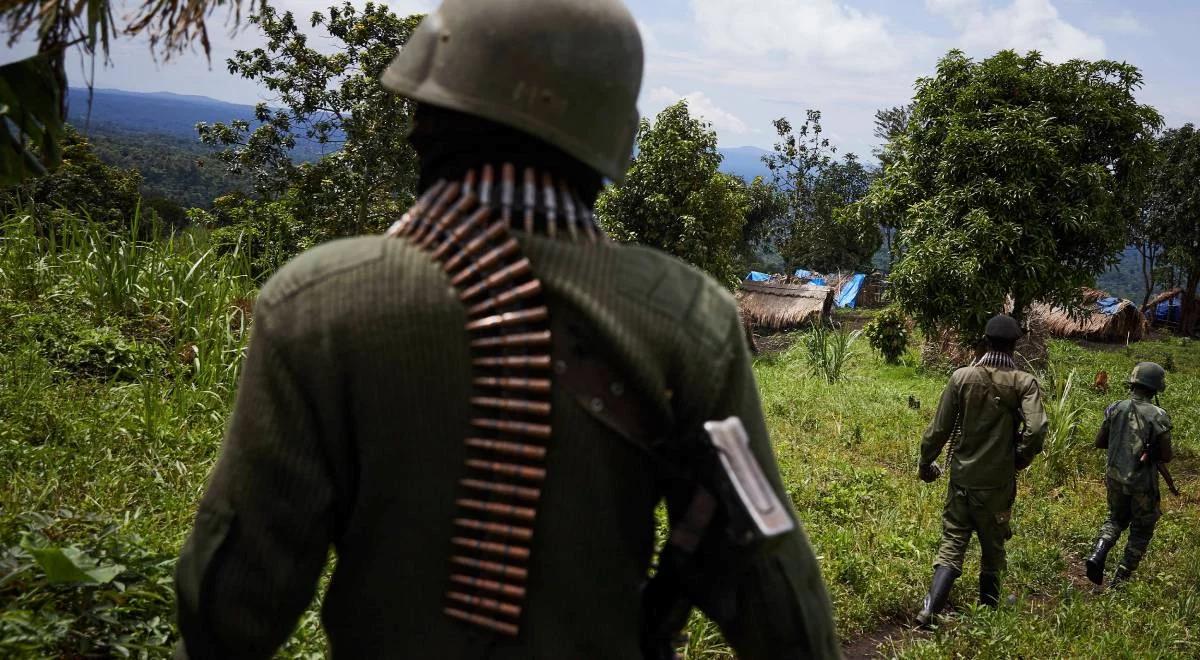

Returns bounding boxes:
[1087,366,1173,584]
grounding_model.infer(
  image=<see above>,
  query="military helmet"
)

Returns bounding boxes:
[1128,361,1167,393]
[984,314,1021,341]
[381,0,644,182]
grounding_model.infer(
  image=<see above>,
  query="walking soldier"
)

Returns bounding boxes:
[172,0,839,657]
[914,314,1048,627]
[1084,362,1175,586]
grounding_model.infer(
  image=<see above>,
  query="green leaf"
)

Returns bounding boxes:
[25,544,125,584]
[0,53,65,185]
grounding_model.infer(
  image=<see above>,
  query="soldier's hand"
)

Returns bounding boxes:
[919,462,942,483]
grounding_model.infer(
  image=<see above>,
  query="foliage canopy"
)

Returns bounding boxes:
[198,3,422,241]
[597,100,749,287]
[1147,123,1200,335]
[862,49,1162,336]
[764,111,879,274]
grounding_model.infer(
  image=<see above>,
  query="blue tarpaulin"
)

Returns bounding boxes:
[746,271,771,282]
[1096,297,1122,316]
[809,277,826,286]
[794,269,812,280]
[835,273,867,309]
[1153,294,1183,324]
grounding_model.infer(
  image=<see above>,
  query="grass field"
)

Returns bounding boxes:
[2,213,1197,658]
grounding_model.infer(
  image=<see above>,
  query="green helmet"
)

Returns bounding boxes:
[1128,362,1167,393]
[381,0,643,182]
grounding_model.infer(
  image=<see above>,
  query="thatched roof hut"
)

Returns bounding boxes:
[737,281,834,331]
[1143,288,1199,327]
[1028,288,1148,343]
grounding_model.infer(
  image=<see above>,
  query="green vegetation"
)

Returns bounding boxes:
[0,0,246,183]
[860,49,1163,337]
[598,100,750,287]
[1147,124,1200,334]
[85,128,245,209]
[3,209,1195,657]
[764,111,880,274]
[864,306,911,365]
[198,3,423,237]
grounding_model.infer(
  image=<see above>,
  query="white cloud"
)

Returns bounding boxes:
[929,0,1106,61]
[689,0,909,73]
[645,86,751,134]
[1095,11,1151,36]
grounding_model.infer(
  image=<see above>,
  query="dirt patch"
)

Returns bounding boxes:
[841,621,910,659]
[833,309,879,332]
[1064,554,1102,594]
[751,331,800,356]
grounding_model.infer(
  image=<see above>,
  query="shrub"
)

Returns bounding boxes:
[0,510,177,658]
[1037,366,1088,488]
[863,307,910,364]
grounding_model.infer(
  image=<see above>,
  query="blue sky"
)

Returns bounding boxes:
[4,0,1198,158]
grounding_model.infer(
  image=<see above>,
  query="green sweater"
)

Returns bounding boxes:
[175,233,838,658]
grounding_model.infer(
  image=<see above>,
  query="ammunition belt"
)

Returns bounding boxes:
[386,163,599,637]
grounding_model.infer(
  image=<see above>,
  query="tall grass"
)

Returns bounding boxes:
[1038,366,1089,489]
[1,209,254,390]
[803,322,861,383]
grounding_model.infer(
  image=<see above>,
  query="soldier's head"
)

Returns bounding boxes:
[381,0,644,202]
[983,314,1021,354]
[1128,361,1166,396]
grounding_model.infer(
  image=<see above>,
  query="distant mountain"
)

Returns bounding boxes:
[66,88,333,160]
[68,88,256,140]
[717,146,773,182]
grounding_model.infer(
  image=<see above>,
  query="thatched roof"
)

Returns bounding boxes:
[1143,287,1199,310]
[737,281,834,331]
[1028,288,1147,343]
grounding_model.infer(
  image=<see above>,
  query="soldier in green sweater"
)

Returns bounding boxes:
[915,315,1048,628]
[173,0,839,658]
[1084,362,1174,586]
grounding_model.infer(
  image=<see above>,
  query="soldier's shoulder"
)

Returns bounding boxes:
[611,242,738,344]
[1014,369,1041,390]
[950,366,976,382]
[1104,400,1124,418]
[258,235,397,306]
[1151,404,1172,427]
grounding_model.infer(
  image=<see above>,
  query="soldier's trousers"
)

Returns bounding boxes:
[934,481,1015,576]
[1097,478,1162,571]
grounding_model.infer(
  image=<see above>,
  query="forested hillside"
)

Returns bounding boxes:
[80,128,242,208]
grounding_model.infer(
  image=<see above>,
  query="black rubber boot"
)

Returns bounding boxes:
[979,572,1001,608]
[916,565,960,628]
[1085,537,1115,585]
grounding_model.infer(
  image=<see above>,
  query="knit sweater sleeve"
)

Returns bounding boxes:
[174,300,334,658]
[921,370,962,467]
[681,305,840,660]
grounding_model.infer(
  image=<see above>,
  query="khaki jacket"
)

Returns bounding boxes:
[921,365,1048,489]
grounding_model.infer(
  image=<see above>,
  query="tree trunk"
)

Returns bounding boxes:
[1010,294,1027,328]
[1138,240,1157,312]
[1180,271,1200,337]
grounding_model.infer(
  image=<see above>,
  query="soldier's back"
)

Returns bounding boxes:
[252,232,746,657]
[947,365,1038,488]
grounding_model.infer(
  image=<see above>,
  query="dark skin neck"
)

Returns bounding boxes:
[408,104,603,205]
